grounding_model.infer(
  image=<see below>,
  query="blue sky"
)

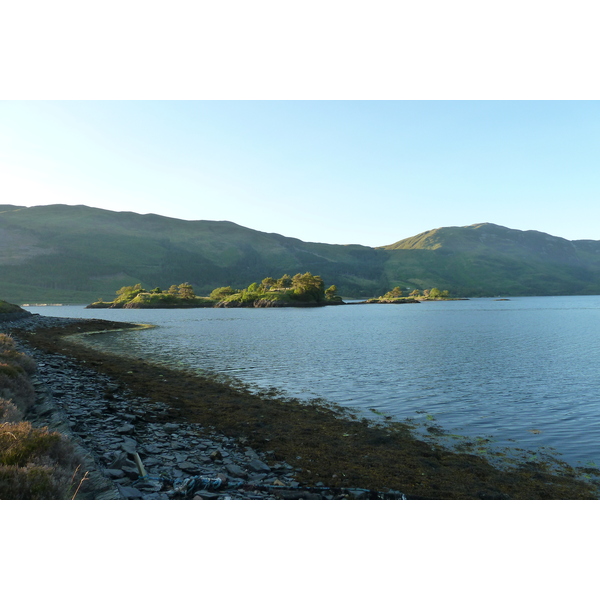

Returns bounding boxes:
[1,100,599,247]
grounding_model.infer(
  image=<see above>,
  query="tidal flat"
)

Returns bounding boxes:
[8,316,600,500]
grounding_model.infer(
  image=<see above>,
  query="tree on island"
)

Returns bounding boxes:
[178,283,195,299]
[261,277,276,291]
[291,272,325,302]
[277,274,292,289]
[325,285,339,301]
[210,286,236,300]
[383,286,403,299]
[428,287,450,299]
[113,284,146,304]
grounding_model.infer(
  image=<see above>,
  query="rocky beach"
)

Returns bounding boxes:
[5,314,408,500]
[3,313,393,500]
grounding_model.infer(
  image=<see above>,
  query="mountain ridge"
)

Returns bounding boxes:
[1,204,599,303]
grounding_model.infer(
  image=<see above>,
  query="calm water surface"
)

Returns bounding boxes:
[30,297,600,467]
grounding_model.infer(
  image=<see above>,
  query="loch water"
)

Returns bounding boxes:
[30,296,600,468]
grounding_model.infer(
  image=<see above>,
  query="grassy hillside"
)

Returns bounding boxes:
[1,207,600,303]
[0,205,388,303]
[0,298,29,316]
[380,223,600,297]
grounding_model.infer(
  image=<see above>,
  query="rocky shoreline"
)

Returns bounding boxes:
[4,314,362,500]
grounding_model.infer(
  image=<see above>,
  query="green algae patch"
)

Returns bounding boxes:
[13,319,600,500]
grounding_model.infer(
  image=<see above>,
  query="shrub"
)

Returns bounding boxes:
[0,422,62,466]
[0,334,36,374]
[210,286,236,300]
[0,464,65,500]
[0,422,81,499]
[0,399,22,423]
[0,370,36,414]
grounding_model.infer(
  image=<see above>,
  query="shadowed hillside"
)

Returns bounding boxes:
[0,205,388,303]
[1,206,600,303]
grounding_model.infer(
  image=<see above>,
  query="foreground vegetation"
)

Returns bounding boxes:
[13,320,600,499]
[87,273,344,309]
[0,333,83,499]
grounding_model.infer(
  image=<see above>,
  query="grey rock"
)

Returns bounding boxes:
[193,491,220,500]
[117,423,135,434]
[118,485,145,500]
[178,461,201,475]
[103,468,125,479]
[225,463,247,479]
[109,452,138,475]
[134,479,164,493]
[141,443,162,454]
[121,436,138,454]
[247,459,271,473]
[244,448,261,460]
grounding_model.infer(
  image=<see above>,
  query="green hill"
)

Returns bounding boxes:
[1,206,600,304]
[379,223,600,297]
[0,205,388,303]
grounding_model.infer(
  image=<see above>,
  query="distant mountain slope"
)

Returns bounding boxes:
[380,223,600,297]
[1,206,600,303]
[0,205,388,303]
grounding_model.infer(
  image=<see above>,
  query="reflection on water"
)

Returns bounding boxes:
[34,296,600,467]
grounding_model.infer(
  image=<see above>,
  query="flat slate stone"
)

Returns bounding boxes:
[247,459,271,473]
[103,468,125,479]
[118,485,145,500]
[225,463,247,479]
[178,461,201,475]
[117,424,135,434]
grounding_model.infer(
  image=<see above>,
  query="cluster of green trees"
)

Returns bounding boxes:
[374,286,451,302]
[89,282,211,308]
[88,273,343,308]
[118,283,196,302]
[211,272,341,306]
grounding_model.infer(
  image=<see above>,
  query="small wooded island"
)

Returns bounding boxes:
[362,286,466,304]
[86,273,345,309]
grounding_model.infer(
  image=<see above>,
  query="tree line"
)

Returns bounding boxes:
[381,286,450,299]
[91,272,342,308]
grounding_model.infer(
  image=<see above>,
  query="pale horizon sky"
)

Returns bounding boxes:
[2,100,599,247]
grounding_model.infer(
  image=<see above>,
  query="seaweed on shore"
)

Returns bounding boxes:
[12,319,600,500]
